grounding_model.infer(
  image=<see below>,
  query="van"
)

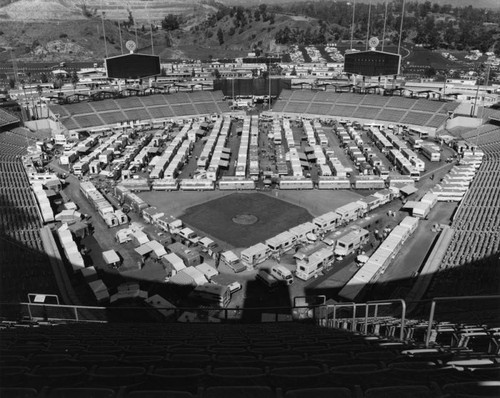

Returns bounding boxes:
[227,282,242,294]
[270,265,294,285]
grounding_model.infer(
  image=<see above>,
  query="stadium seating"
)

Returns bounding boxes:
[411,99,445,113]
[148,106,175,119]
[139,95,169,107]
[50,91,229,131]
[73,114,106,129]
[123,108,152,121]
[386,97,418,110]
[355,106,381,120]
[377,108,407,122]
[99,111,128,125]
[305,103,333,115]
[336,93,363,105]
[171,103,197,117]
[360,95,390,107]
[284,102,310,114]
[0,318,498,397]
[426,114,448,128]
[194,102,220,115]
[290,91,316,102]
[332,104,356,117]
[89,100,119,112]
[401,111,434,126]
[189,91,216,102]
[117,97,144,110]
[314,92,341,103]
[65,102,94,116]
[47,104,70,118]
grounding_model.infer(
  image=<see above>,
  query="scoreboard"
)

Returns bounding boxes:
[105,53,161,79]
[344,50,401,77]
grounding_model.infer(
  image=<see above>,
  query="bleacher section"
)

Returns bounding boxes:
[272,90,459,128]
[88,100,120,112]
[0,108,20,129]
[49,91,230,131]
[0,311,499,397]
[428,124,500,298]
[0,149,58,301]
[73,114,105,129]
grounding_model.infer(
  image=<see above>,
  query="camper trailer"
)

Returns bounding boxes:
[269,265,294,285]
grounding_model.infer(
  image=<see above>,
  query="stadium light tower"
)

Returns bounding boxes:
[100,0,108,58]
[349,0,356,51]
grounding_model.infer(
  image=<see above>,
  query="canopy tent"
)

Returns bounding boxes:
[400,185,418,196]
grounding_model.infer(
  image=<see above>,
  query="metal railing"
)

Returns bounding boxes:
[425,294,500,347]
[1,295,498,345]
[317,299,407,340]
[0,302,318,324]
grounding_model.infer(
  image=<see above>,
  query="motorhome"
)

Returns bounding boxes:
[295,246,334,281]
[190,284,230,308]
[269,265,294,285]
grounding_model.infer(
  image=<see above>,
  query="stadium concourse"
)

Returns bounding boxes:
[0,88,499,397]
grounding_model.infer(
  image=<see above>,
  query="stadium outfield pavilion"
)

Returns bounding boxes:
[1,86,500,397]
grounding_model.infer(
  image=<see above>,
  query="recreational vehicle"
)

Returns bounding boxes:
[270,265,294,285]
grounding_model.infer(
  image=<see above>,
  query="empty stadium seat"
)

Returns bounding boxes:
[443,381,500,397]
[202,386,275,398]
[47,388,116,398]
[0,387,39,398]
[142,367,205,393]
[284,387,352,398]
[364,385,433,398]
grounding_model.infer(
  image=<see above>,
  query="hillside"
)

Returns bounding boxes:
[0,0,203,21]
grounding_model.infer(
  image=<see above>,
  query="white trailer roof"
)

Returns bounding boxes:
[195,263,219,279]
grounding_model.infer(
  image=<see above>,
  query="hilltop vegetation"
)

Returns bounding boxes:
[0,0,498,62]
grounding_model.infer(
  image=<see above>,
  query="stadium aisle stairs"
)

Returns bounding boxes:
[0,320,499,398]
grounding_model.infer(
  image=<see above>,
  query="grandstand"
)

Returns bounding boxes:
[1,82,499,398]
[0,108,20,131]
[49,91,230,132]
[272,90,459,130]
[426,123,500,299]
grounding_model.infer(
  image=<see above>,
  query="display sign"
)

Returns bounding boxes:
[105,53,161,79]
[344,50,401,77]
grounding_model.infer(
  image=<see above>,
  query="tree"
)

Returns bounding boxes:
[424,66,437,78]
[127,9,134,28]
[254,9,260,21]
[212,68,221,79]
[217,28,224,45]
[162,14,180,31]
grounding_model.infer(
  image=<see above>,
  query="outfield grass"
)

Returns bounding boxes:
[180,192,312,248]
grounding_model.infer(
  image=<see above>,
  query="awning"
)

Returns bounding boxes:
[300,160,310,168]
[400,185,418,196]
[220,152,231,160]
[402,201,419,210]
[219,160,229,168]
[298,152,308,161]
[304,146,314,154]
[135,244,153,256]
